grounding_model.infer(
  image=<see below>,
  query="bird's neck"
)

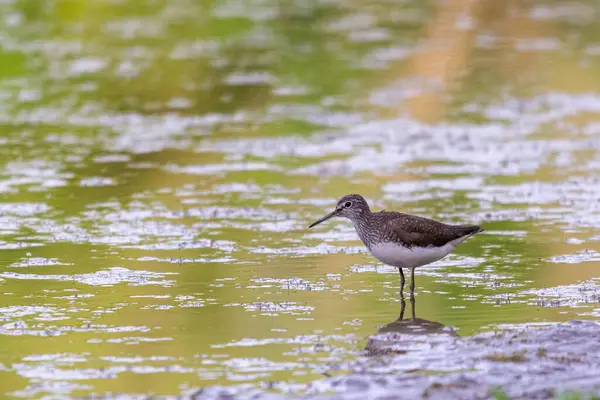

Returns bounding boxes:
[351,212,375,249]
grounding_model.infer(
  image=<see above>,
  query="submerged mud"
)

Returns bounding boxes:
[195,320,600,399]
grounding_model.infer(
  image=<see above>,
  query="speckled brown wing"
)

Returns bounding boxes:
[377,211,483,248]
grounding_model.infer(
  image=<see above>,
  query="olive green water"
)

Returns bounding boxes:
[1,0,600,397]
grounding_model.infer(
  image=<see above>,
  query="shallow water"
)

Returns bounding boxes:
[1,0,600,398]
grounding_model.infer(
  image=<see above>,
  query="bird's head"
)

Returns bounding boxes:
[309,194,370,228]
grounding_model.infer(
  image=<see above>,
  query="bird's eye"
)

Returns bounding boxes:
[344,201,352,208]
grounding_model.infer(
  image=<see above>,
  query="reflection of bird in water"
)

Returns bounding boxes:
[365,297,458,356]
[378,297,454,335]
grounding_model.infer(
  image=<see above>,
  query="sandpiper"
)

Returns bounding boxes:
[309,194,484,297]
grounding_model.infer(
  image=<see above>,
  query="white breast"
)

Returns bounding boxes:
[369,236,469,269]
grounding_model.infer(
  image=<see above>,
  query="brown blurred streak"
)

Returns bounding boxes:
[482,1,555,90]
[395,0,482,123]
[382,0,562,123]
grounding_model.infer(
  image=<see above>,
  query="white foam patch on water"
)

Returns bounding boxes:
[84,207,180,222]
[8,381,91,398]
[22,353,87,363]
[0,304,154,337]
[0,108,232,154]
[27,360,192,378]
[87,220,198,245]
[68,58,106,75]
[137,256,235,264]
[521,279,600,307]
[213,0,278,21]
[349,264,397,274]
[165,162,280,175]
[93,154,131,163]
[187,206,289,221]
[249,277,329,292]
[211,183,263,193]
[224,72,276,85]
[0,203,50,216]
[10,257,71,268]
[0,267,177,287]
[251,243,364,256]
[384,177,484,193]
[79,177,116,187]
[188,91,600,183]
[211,333,355,349]
[0,241,44,249]
[0,306,55,319]
[224,220,299,232]
[225,302,314,316]
[488,230,528,237]
[197,134,356,158]
[547,250,600,264]
[123,239,235,251]
[1,161,74,192]
[469,177,600,205]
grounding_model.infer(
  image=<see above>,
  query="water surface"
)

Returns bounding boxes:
[1,0,600,397]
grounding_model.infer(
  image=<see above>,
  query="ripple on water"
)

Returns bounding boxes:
[10,257,71,268]
[0,305,154,337]
[0,202,50,216]
[548,249,600,264]
[165,162,281,175]
[251,244,364,256]
[0,241,43,249]
[248,277,329,292]
[522,279,600,308]
[187,206,288,221]
[79,177,116,187]
[8,381,92,398]
[124,238,235,251]
[224,302,314,316]
[211,333,356,349]
[0,267,177,287]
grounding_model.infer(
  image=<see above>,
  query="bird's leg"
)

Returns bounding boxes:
[409,268,416,297]
[399,297,406,320]
[398,268,405,297]
[409,294,416,320]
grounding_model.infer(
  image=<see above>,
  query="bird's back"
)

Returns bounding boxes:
[370,210,483,248]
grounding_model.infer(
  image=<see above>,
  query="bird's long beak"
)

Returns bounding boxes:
[309,208,340,228]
